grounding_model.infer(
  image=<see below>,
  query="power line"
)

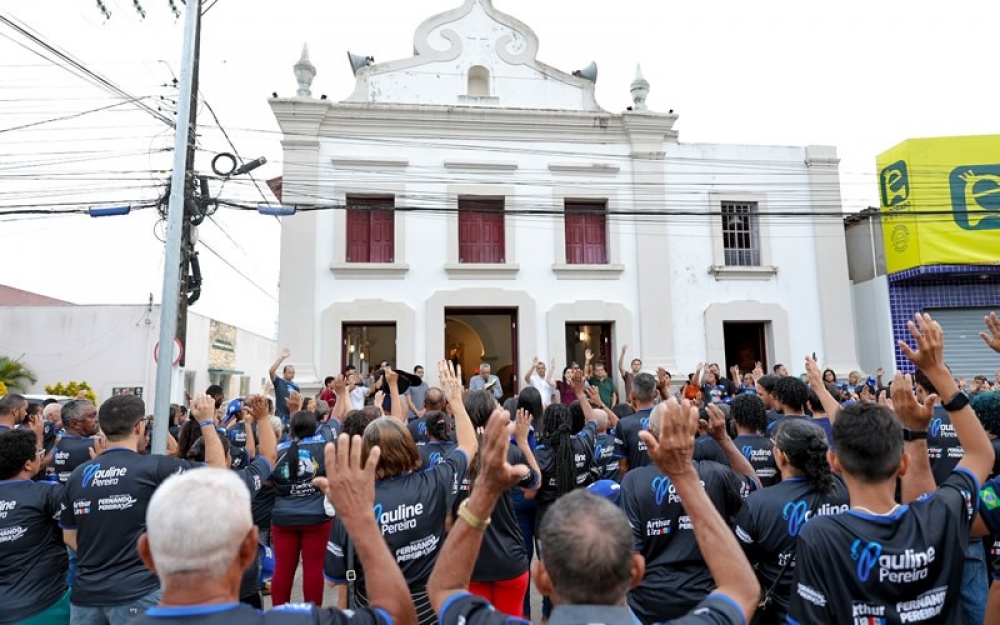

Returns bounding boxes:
[199,238,276,301]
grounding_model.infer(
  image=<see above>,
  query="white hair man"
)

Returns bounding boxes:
[130,435,416,625]
[469,363,503,400]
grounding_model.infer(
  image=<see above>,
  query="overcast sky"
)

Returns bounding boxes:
[1,0,997,338]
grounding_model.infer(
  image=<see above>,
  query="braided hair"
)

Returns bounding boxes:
[539,403,576,497]
[773,419,835,495]
[285,410,318,481]
[423,410,450,442]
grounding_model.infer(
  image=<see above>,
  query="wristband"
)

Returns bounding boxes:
[457,499,491,531]
[198,419,215,428]
[902,428,928,441]
[941,391,970,413]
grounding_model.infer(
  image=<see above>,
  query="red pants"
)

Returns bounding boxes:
[270,521,332,606]
[469,571,530,618]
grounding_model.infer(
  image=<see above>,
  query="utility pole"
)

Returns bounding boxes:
[152,0,201,455]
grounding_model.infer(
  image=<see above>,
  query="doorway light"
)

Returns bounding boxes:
[349,344,356,353]
[360,352,366,360]
[580,330,588,342]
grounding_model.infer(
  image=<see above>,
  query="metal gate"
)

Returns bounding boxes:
[927,308,997,379]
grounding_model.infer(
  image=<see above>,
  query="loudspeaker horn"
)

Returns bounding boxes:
[572,61,598,83]
[347,51,374,75]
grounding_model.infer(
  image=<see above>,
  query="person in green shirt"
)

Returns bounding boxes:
[589,362,618,408]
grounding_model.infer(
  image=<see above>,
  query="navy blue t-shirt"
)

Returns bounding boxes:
[594,432,624,482]
[615,408,652,472]
[788,469,979,624]
[418,441,457,472]
[128,602,391,625]
[621,460,756,623]
[927,406,965,486]
[0,479,67,624]
[733,475,849,620]
[50,434,96,484]
[273,377,300,421]
[325,448,468,589]
[59,448,201,606]
[535,421,598,516]
[733,434,779,487]
[271,433,330,526]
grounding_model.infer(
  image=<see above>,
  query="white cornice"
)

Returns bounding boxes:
[444,160,518,172]
[548,162,621,175]
[331,157,410,169]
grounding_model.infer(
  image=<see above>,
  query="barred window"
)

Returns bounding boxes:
[721,201,761,266]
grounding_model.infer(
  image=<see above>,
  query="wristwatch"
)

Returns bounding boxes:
[941,391,970,413]
[902,429,929,441]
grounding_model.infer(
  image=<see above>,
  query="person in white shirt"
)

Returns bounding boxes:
[524,357,557,407]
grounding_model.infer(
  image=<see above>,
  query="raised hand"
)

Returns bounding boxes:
[981,312,1000,354]
[248,395,269,422]
[190,394,216,423]
[313,434,379,525]
[280,347,291,360]
[385,368,399,389]
[438,360,464,403]
[640,399,698,477]
[89,434,108,459]
[514,408,532,443]
[474,409,529,497]
[571,368,587,396]
[373,391,386,409]
[890,371,937,431]
[584,385,602,407]
[333,375,347,394]
[286,390,303,413]
[704,404,728,441]
[804,354,824,389]
[584,348,594,362]
[898,313,946,372]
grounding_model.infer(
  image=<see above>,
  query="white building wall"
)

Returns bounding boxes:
[0,305,275,412]
[851,276,896,376]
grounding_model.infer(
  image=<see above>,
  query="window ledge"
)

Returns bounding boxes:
[708,265,778,280]
[552,264,625,280]
[444,263,520,279]
[330,262,410,279]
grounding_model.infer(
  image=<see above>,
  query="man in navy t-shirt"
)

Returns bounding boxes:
[788,314,995,624]
[60,394,227,625]
[0,426,70,624]
[128,434,416,625]
[269,348,300,421]
[427,400,761,625]
[50,399,99,484]
[615,373,659,474]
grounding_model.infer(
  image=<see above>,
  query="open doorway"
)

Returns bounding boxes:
[565,323,613,373]
[723,322,767,377]
[342,323,397,378]
[444,308,518,401]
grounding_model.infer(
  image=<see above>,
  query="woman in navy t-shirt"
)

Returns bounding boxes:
[270,410,331,606]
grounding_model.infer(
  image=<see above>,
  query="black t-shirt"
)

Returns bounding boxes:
[408,418,430,445]
[788,469,979,624]
[535,421,598,514]
[59,447,201,606]
[0,479,67,624]
[766,415,834,450]
[693,436,728,466]
[237,457,272,598]
[734,475,849,619]
[318,420,341,442]
[418,441,458,471]
[615,408,652,472]
[594,432,624,482]
[128,602,390,625]
[325,448,468,589]
[460,445,539,582]
[928,406,965,486]
[437,591,745,625]
[271,433,330,526]
[51,434,96,484]
[733,434,779,487]
[621,460,755,623]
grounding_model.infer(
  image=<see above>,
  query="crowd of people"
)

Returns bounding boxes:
[2,311,1000,625]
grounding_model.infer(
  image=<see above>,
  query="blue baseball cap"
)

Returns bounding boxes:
[587,479,621,506]
[223,398,244,424]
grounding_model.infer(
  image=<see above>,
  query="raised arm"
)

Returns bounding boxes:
[333,376,349,421]
[641,399,759,620]
[583,348,594,379]
[191,394,226,469]
[440,361,478,459]
[525,357,538,385]
[901,312,993,483]
[618,344,629,379]
[269,347,290,380]
[250,395,277,468]
[571,368,597,424]
[891,372,938,502]
[428,412,528,614]
[705,404,760,488]
[514,408,542,500]
[314,436,417,625]
[805,354,842,423]
[242,411,257,460]
[385,369,407,423]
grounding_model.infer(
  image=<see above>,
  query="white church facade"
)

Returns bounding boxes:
[269,0,859,393]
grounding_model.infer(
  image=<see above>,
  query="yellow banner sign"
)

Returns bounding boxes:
[878,135,1000,274]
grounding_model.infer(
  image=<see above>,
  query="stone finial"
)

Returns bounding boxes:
[630,64,650,111]
[294,43,317,98]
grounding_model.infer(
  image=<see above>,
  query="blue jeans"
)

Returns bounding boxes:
[66,547,77,588]
[512,490,536,618]
[70,587,161,625]
[962,539,988,625]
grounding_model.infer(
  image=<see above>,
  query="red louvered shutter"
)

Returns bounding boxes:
[565,201,607,265]
[459,198,505,263]
[346,208,370,263]
[370,205,395,263]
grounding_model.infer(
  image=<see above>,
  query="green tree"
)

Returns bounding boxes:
[0,356,36,393]
[44,380,97,405]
